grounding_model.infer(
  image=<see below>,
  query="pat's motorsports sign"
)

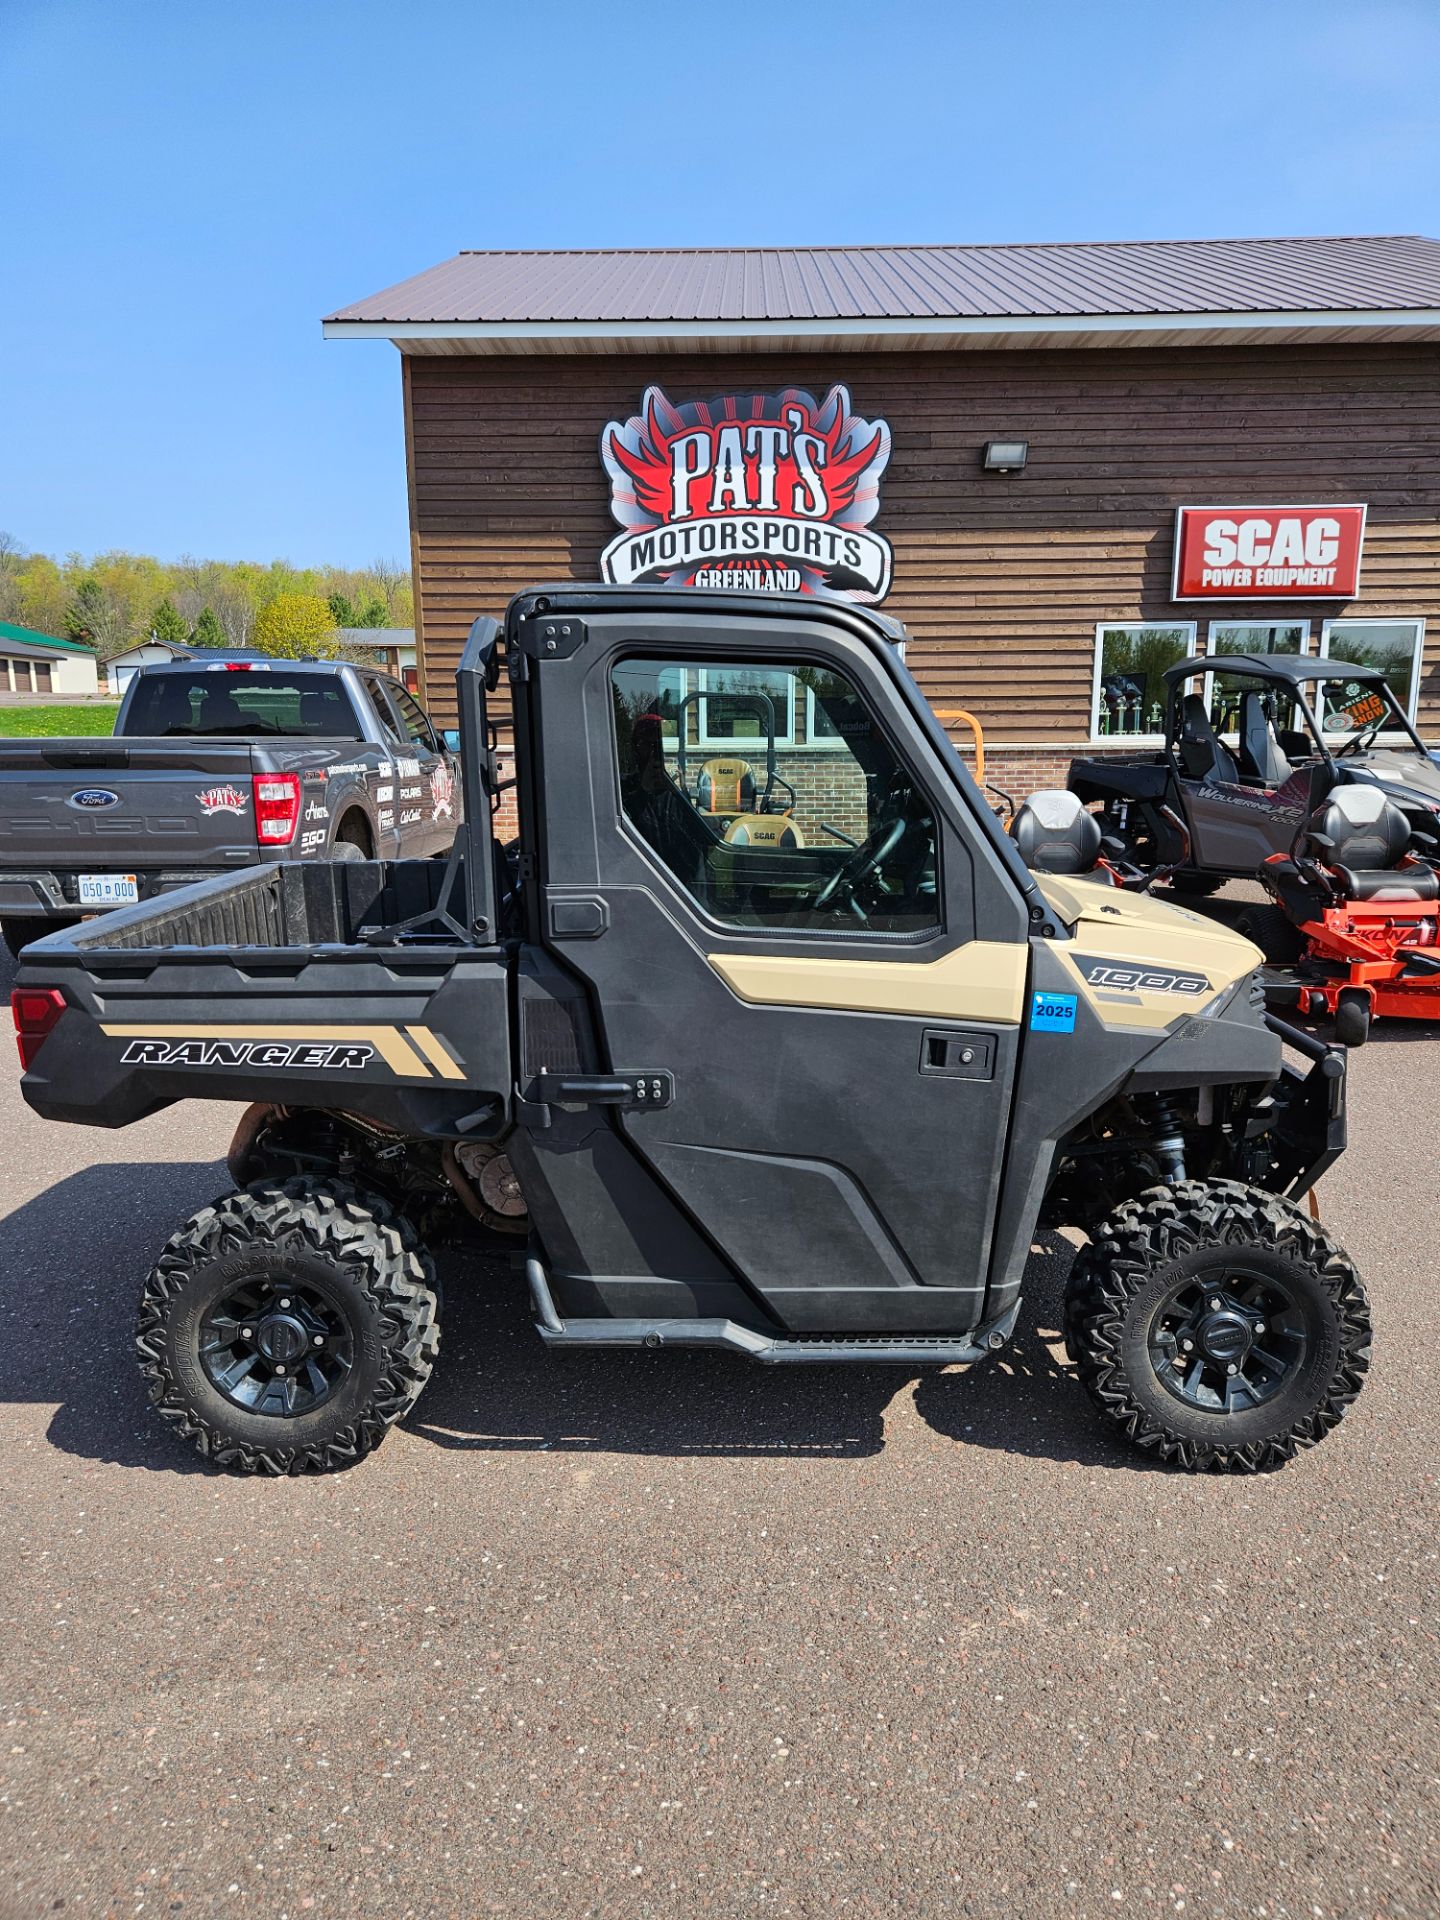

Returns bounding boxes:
[1172,503,1367,599]
[600,384,893,602]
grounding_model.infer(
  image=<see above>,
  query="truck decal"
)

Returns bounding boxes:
[196,785,248,815]
[101,1022,465,1080]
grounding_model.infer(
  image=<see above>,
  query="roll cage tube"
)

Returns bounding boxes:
[455,614,503,940]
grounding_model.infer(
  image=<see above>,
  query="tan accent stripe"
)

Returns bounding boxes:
[405,1025,465,1080]
[100,1023,433,1078]
[708,942,1026,1025]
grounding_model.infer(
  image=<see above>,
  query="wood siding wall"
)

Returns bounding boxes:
[405,344,1440,738]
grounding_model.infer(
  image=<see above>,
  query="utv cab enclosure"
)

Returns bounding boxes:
[13,588,1368,1476]
[1070,652,1440,893]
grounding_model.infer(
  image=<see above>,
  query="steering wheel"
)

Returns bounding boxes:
[813,815,907,914]
[1335,721,1382,758]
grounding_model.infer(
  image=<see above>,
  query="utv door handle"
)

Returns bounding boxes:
[536,1070,674,1109]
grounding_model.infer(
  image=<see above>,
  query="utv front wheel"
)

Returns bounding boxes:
[1063,1181,1370,1472]
[137,1179,439,1474]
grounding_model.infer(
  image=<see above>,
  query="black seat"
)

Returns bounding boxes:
[1010,790,1102,875]
[1178,695,1240,785]
[1237,690,1292,788]
[1306,785,1440,901]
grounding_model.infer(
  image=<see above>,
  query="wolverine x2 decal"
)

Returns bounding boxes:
[600,384,893,601]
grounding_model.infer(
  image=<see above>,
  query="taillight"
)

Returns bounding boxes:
[252,772,301,846]
[12,987,67,1071]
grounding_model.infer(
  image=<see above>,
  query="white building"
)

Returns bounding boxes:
[0,623,100,696]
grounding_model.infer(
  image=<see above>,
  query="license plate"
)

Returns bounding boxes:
[78,873,139,906]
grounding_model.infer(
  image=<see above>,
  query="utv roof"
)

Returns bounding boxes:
[511,582,911,647]
[1162,652,1388,684]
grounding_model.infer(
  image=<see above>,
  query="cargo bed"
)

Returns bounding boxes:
[16,857,513,1137]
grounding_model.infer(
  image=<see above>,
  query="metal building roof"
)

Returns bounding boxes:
[324,235,1440,355]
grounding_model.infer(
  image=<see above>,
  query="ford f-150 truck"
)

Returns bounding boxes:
[0,657,461,955]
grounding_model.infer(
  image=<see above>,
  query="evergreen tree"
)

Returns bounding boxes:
[150,596,189,645]
[191,607,227,649]
[327,591,357,628]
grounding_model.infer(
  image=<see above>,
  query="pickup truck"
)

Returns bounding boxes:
[0,656,461,955]
[12,585,1365,1480]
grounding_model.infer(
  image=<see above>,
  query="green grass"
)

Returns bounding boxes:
[0,704,119,737]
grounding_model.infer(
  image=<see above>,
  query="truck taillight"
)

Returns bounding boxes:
[12,987,67,1071]
[252,772,301,846]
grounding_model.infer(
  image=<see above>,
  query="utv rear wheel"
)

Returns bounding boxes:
[1167,872,1225,897]
[136,1179,439,1474]
[1063,1181,1369,1472]
[1236,903,1304,965]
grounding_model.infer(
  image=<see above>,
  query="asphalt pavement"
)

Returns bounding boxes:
[1,909,1437,1919]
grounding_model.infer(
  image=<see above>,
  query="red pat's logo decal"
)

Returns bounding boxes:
[196,784,248,815]
[429,760,455,821]
[600,384,893,602]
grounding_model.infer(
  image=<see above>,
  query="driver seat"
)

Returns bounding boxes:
[1179,695,1240,785]
[1237,690,1293,788]
[1305,785,1440,901]
[1009,790,1102,875]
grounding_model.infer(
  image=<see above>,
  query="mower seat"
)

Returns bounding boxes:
[1178,695,1240,785]
[696,757,757,817]
[1010,790,1102,875]
[1237,690,1293,788]
[1307,785,1440,902]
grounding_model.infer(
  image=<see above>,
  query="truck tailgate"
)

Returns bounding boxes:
[0,738,263,867]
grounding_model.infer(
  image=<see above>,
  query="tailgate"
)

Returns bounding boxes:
[0,739,262,869]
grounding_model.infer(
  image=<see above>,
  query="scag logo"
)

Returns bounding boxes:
[1173,504,1366,599]
[600,384,893,601]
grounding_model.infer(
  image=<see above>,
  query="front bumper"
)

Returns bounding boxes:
[1260,1010,1347,1197]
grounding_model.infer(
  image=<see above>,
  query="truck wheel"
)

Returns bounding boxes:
[1063,1180,1370,1473]
[136,1179,439,1475]
[1236,904,1304,965]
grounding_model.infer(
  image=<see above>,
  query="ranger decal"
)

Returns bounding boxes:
[120,1038,374,1069]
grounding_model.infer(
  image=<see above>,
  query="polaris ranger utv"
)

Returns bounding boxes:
[12,588,1368,1476]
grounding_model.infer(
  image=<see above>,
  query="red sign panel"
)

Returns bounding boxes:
[600,384,893,601]
[1172,504,1366,600]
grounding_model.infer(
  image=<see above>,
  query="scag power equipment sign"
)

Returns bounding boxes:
[600,384,893,601]
[1172,504,1366,599]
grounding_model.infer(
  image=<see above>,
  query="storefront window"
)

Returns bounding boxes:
[1206,624,1309,732]
[697,665,796,749]
[1091,624,1197,740]
[1320,619,1425,722]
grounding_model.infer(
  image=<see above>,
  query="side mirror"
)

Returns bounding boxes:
[442,729,461,754]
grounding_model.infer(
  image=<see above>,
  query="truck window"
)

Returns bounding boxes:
[611,656,940,937]
[362,676,406,750]
[124,670,364,739]
[389,684,441,754]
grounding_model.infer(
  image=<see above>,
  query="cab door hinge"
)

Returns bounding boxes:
[514,613,588,661]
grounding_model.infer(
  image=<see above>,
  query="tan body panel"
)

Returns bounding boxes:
[708,941,1027,1025]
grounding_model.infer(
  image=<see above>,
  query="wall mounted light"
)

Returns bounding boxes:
[982,439,1029,473]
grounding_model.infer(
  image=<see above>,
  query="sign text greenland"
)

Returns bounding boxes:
[600,384,893,601]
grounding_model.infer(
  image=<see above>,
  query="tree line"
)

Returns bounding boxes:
[0,535,414,661]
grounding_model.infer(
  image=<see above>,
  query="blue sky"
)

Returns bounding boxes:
[3,0,1437,568]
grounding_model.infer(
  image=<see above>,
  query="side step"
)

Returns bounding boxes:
[526,1257,1019,1367]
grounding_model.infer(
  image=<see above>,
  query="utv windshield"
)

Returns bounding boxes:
[125,669,364,739]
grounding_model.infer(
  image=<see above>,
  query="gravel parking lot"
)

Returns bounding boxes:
[1,904,1437,1919]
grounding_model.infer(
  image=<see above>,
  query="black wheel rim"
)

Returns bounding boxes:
[1148,1266,1308,1414]
[199,1275,355,1418]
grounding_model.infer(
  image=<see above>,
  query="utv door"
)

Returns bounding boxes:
[509,600,1033,1338]
[1182,776,1301,872]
